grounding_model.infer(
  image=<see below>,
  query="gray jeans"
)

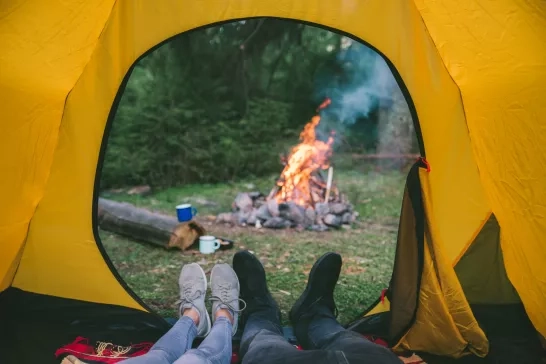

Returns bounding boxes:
[240,307,401,364]
[120,316,232,364]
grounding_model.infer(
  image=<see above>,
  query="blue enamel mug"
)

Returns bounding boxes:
[176,203,197,222]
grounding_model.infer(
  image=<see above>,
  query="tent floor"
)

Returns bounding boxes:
[1,289,544,364]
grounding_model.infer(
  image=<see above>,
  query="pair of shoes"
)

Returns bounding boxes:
[232,250,342,333]
[178,263,245,337]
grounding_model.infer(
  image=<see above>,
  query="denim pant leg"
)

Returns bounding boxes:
[174,317,233,364]
[239,310,293,363]
[305,306,347,349]
[305,307,400,364]
[240,311,283,354]
[242,329,300,364]
[241,312,346,364]
[321,331,402,364]
[120,316,197,364]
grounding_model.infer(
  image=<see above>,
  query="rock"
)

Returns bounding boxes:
[304,207,316,227]
[254,199,266,208]
[248,191,264,200]
[233,192,254,213]
[309,224,329,232]
[324,214,342,228]
[315,202,330,217]
[278,202,305,224]
[351,211,360,222]
[247,209,258,225]
[256,204,272,221]
[263,217,291,229]
[216,212,235,225]
[341,212,352,224]
[330,203,349,215]
[267,198,279,217]
[236,210,251,225]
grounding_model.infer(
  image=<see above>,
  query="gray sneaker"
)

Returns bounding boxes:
[178,263,211,337]
[209,263,246,335]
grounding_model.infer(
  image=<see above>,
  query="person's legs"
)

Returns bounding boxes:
[233,251,296,363]
[120,316,198,364]
[307,305,400,363]
[233,251,345,364]
[290,252,402,364]
[174,264,242,364]
[120,263,210,364]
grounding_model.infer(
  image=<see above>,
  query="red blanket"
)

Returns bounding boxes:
[55,336,153,364]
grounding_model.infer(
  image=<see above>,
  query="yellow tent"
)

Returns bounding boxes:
[1,1,545,363]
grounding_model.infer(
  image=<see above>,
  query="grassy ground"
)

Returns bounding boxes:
[100,161,408,326]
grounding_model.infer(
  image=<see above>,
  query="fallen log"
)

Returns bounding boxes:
[97,198,206,250]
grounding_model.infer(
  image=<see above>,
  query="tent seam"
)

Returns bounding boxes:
[452,211,493,267]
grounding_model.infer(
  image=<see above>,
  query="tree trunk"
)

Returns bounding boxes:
[97,198,206,250]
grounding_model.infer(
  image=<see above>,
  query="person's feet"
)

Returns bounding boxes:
[209,263,244,335]
[289,252,342,325]
[233,250,281,327]
[178,263,211,337]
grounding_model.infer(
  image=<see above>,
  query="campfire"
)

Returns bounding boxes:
[216,98,358,231]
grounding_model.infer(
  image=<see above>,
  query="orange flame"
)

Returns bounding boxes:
[274,99,334,207]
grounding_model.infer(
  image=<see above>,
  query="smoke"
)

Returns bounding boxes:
[313,40,398,140]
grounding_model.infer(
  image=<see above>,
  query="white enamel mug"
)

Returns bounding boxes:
[199,235,220,254]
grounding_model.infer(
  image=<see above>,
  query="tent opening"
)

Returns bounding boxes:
[95,18,420,325]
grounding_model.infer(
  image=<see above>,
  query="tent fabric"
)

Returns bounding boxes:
[455,214,521,305]
[387,183,421,343]
[392,168,488,358]
[1,0,545,359]
[413,1,546,337]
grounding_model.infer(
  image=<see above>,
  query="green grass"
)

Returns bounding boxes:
[100,163,407,325]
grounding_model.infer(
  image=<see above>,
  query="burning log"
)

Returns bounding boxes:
[267,186,279,201]
[215,98,359,231]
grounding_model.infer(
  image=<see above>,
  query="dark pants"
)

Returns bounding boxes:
[239,307,401,364]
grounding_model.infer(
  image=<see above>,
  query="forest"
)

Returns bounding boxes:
[101,18,416,189]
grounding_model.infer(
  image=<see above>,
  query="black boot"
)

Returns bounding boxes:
[290,252,342,347]
[233,250,282,329]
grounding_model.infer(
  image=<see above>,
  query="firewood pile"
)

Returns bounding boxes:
[216,172,358,231]
[216,97,358,231]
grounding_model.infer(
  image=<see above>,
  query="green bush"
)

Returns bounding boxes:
[100,44,299,188]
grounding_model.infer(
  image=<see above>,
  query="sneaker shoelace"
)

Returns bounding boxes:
[209,282,247,313]
[175,282,204,308]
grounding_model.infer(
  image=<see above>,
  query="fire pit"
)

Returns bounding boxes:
[216,99,358,231]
